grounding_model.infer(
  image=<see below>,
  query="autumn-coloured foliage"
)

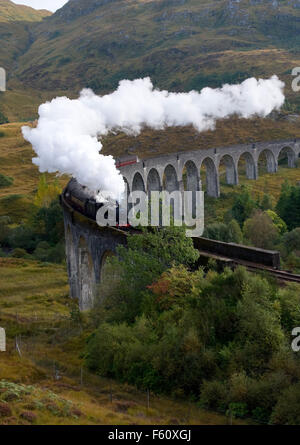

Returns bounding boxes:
[148,266,203,311]
[34,174,62,209]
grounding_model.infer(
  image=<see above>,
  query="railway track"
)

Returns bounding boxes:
[244,263,300,284]
[196,251,300,284]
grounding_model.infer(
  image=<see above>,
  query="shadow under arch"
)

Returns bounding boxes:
[65,225,78,300]
[100,250,115,283]
[258,149,277,174]
[123,177,130,196]
[277,146,296,168]
[132,172,145,192]
[183,160,200,218]
[147,168,161,193]
[163,164,179,192]
[237,151,256,180]
[78,236,96,311]
[96,250,120,306]
[200,157,219,198]
[147,168,162,224]
[183,160,200,192]
[218,154,238,186]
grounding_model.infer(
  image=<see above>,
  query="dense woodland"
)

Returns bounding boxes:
[85,226,300,425]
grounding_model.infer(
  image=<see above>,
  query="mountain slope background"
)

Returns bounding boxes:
[1,0,300,144]
[0,0,50,22]
[9,0,300,92]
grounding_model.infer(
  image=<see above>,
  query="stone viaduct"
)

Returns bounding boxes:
[62,139,300,310]
[119,139,300,198]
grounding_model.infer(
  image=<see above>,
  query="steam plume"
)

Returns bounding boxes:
[22,75,285,200]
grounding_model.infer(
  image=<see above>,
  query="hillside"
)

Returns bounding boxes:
[10,0,300,101]
[0,0,300,122]
[0,0,50,22]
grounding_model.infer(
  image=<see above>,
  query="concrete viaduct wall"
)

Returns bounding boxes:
[119,140,300,198]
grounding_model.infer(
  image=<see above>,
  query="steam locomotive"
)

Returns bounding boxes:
[62,155,139,226]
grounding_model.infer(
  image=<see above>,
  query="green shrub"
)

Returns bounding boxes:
[0,173,13,188]
[7,225,37,252]
[0,111,8,124]
[252,406,270,424]
[10,248,29,259]
[204,219,243,243]
[270,383,300,425]
[33,241,65,263]
[199,380,228,413]
[228,402,248,419]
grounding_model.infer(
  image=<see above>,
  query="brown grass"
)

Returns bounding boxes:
[102,115,300,159]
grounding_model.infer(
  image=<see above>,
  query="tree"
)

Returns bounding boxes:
[276,182,300,230]
[203,222,230,242]
[282,227,300,252]
[0,216,10,245]
[271,384,300,425]
[95,227,200,323]
[243,210,279,250]
[34,174,61,208]
[260,193,274,211]
[33,199,65,245]
[204,219,243,244]
[232,186,257,226]
[276,180,291,219]
[227,219,243,244]
[0,109,8,125]
[266,210,287,235]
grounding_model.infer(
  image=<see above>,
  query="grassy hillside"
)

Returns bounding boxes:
[0,1,51,123]
[0,123,68,224]
[11,0,300,100]
[1,0,300,123]
[0,0,51,22]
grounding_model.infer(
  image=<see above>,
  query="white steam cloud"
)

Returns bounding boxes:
[22,75,285,200]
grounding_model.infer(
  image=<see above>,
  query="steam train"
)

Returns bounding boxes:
[62,155,139,226]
